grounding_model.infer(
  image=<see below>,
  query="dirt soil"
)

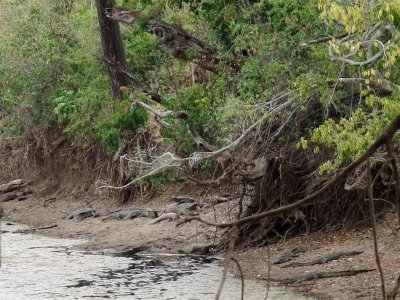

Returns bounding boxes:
[1,180,400,300]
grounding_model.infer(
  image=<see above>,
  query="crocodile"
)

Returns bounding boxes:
[66,207,111,221]
[102,207,158,221]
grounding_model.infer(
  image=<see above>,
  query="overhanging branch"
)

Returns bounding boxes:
[177,114,400,228]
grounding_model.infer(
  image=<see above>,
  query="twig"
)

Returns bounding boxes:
[299,32,349,46]
[215,226,237,300]
[231,257,244,300]
[386,139,400,226]
[367,159,386,299]
[264,243,271,300]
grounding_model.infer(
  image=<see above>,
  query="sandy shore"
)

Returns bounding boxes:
[2,190,399,300]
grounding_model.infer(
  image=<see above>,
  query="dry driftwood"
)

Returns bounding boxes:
[279,269,376,284]
[283,250,363,268]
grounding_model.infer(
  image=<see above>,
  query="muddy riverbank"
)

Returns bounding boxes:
[1,188,400,299]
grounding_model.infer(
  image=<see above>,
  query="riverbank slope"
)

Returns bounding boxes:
[2,183,399,300]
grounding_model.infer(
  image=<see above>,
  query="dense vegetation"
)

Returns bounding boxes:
[1,0,399,241]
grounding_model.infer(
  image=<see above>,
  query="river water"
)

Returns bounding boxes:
[0,222,311,300]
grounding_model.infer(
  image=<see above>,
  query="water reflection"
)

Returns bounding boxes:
[0,222,311,300]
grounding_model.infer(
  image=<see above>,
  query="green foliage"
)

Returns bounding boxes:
[96,101,148,152]
[2,0,398,186]
[305,0,400,172]
[0,0,147,151]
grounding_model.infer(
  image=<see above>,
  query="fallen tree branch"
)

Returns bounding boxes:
[177,115,400,228]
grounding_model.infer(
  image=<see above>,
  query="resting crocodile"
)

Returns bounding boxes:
[102,207,158,221]
[66,207,110,221]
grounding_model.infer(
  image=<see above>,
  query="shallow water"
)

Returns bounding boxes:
[0,222,311,300]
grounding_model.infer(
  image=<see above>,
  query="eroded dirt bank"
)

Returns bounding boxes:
[1,183,400,300]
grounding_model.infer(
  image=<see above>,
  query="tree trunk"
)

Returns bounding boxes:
[96,0,130,99]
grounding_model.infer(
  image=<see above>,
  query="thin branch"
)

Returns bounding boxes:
[177,115,400,228]
[329,43,389,66]
[215,226,237,300]
[130,93,187,127]
[231,257,244,300]
[299,32,349,47]
[386,139,400,226]
[367,159,386,299]
[188,126,218,152]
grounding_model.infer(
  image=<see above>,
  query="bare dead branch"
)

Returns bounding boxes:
[130,93,187,127]
[329,42,389,66]
[188,126,218,152]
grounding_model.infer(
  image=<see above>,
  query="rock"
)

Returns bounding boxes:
[179,244,215,255]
